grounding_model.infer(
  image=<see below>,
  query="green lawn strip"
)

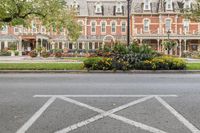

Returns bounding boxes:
[62,57,87,62]
[187,63,200,70]
[0,63,84,70]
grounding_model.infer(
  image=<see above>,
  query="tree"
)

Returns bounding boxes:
[0,0,81,41]
[162,41,177,55]
[182,0,200,22]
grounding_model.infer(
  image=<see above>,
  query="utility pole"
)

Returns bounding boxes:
[127,0,131,46]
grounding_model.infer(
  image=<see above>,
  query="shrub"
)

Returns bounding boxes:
[54,49,63,58]
[41,51,50,58]
[83,57,102,70]
[29,50,37,58]
[113,44,128,54]
[135,56,186,70]
[94,58,113,70]
[0,51,11,56]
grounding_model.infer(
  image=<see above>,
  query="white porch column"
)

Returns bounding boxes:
[82,42,85,49]
[5,41,8,48]
[179,40,182,57]
[184,39,187,52]
[140,39,143,46]
[62,42,65,49]
[92,42,95,50]
[36,38,39,49]
[157,39,160,52]
[18,37,23,56]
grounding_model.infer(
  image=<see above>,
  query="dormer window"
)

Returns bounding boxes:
[72,0,79,9]
[95,2,102,14]
[144,0,151,10]
[116,2,123,13]
[184,0,191,9]
[166,0,173,10]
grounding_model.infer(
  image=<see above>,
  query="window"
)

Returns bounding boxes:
[184,0,191,9]
[101,22,106,33]
[144,19,150,32]
[1,25,8,33]
[121,22,126,32]
[32,21,37,32]
[91,21,96,33]
[165,19,171,31]
[116,2,123,13]
[14,27,19,33]
[144,0,150,10]
[183,19,190,32]
[95,2,102,14]
[111,22,116,33]
[78,21,83,32]
[166,0,173,10]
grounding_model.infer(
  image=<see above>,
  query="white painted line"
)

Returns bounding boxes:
[16,97,56,133]
[34,95,178,98]
[109,114,167,133]
[155,96,200,133]
[55,96,167,133]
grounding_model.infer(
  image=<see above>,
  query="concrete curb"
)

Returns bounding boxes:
[0,70,200,74]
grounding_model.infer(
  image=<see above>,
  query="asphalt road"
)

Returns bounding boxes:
[0,73,200,133]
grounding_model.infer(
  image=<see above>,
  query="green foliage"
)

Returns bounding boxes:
[83,57,102,70]
[54,49,63,58]
[94,58,113,70]
[112,44,128,54]
[9,43,17,51]
[41,51,50,58]
[136,56,186,70]
[0,51,11,56]
[162,41,176,55]
[0,0,81,41]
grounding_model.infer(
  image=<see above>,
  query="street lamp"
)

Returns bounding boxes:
[127,0,131,46]
[167,30,171,40]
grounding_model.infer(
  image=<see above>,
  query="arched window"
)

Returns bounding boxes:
[116,1,123,13]
[111,22,116,33]
[143,19,150,32]
[183,19,190,32]
[165,19,171,31]
[166,0,173,10]
[144,0,151,10]
[184,0,191,9]
[95,2,102,14]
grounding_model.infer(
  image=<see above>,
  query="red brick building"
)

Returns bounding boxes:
[0,0,200,56]
[132,0,200,56]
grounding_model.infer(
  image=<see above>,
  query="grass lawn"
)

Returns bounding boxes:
[62,57,88,62]
[187,63,200,70]
[0,63,84,70]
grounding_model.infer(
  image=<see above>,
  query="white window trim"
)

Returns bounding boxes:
[165,18,172,31]
[143,18,150,32]
[143,0,151,10]
[1,25,8,34]
[183,19,190,32]
[184,0,191,9]
[116,2,123,13]
[95,2,102,14]
[166,0,173,11]
[91,21,96,34]
[101,21,107,34]
[111,21,117,34]
[121,21,127,33]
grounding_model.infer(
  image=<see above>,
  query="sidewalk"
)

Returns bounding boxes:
[0,56,83,63]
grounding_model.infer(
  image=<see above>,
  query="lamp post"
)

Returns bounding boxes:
[127,0,131,46]
[167,30,171,40]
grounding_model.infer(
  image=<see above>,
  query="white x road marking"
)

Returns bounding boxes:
[16,95,200,133]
